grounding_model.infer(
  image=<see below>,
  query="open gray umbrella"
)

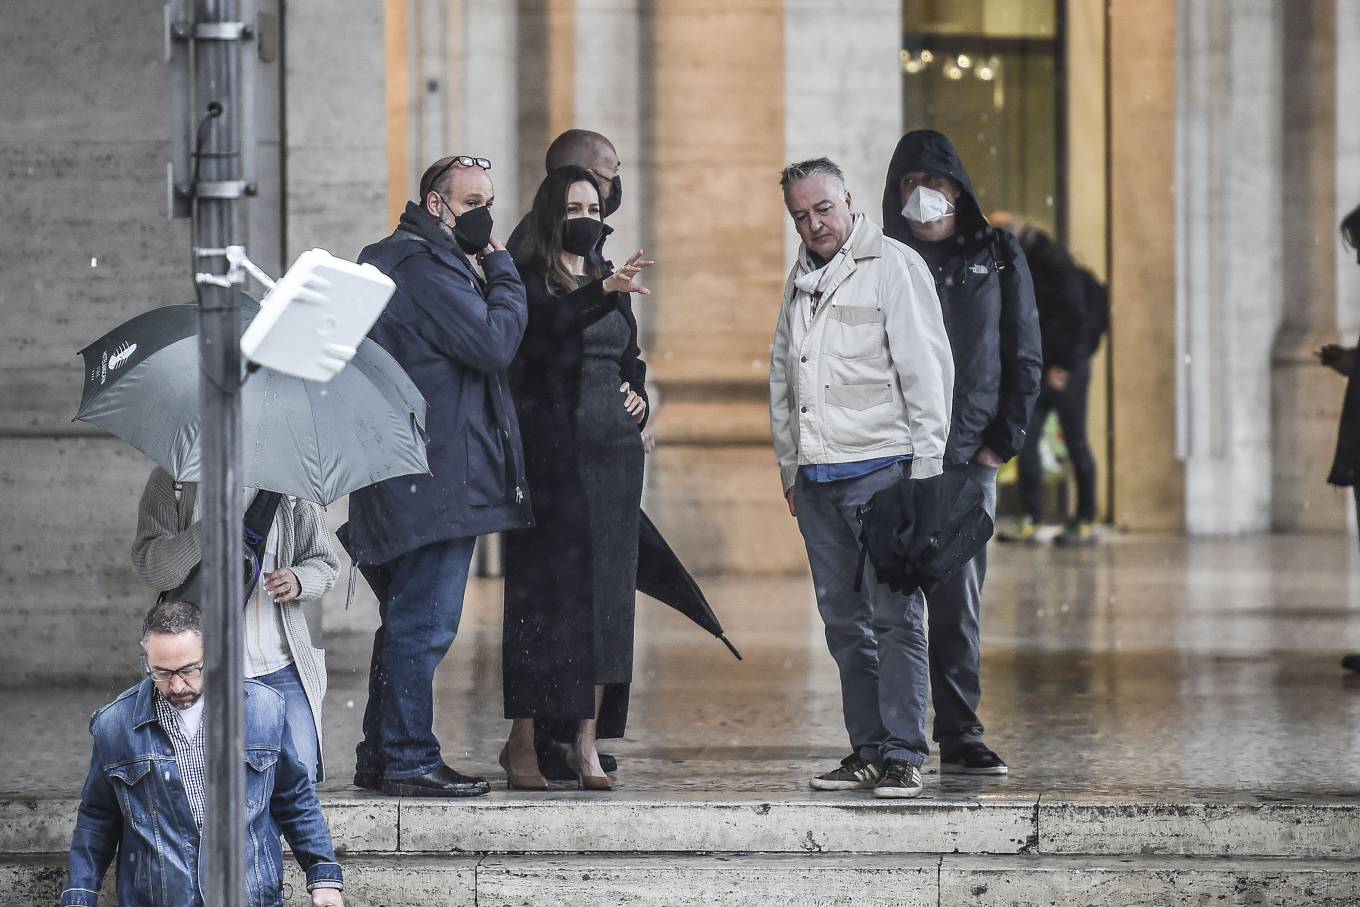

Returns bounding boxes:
[75,293,428,505]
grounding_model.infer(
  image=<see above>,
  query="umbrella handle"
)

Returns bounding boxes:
[719,635,743,661]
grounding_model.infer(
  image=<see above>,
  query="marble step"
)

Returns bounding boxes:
[7,853,1360,907]
[4,793,1359,860]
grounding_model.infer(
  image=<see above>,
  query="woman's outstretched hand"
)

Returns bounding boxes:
[603,250,655,295]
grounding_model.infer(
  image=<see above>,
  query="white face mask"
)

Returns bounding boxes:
[902,185,955,224]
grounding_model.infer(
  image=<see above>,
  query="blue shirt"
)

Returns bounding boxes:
[800,456,911,484]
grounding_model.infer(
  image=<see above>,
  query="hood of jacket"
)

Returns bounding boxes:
[881,129,992,256]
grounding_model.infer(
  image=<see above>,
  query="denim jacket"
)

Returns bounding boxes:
[62,678,343,907]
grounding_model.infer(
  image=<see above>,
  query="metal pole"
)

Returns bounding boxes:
[192,0,246,903]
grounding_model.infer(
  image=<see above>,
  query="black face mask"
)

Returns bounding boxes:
[562,217,605,257]
[603,175,622,217]
[445,200,494,255]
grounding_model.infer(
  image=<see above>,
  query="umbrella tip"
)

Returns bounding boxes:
[720,635,743,661]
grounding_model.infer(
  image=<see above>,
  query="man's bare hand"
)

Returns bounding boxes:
[311,888,344,907]
[263,568,301,603]
[973,447,1004,468]
[785,488,797,518]
[1045,366,1069,392]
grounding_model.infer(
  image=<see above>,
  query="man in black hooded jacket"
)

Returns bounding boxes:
[882,130,1042,774]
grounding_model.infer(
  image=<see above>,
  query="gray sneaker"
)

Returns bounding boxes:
[810,753,882,790]
[873,758,925,798]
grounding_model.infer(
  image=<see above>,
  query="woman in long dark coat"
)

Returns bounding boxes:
[1321,202,1360,673]
[502,165,654,789]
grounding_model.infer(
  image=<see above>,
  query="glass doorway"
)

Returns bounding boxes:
[901,0,1065,239]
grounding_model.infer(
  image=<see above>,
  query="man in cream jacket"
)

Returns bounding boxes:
[770,157,954,798]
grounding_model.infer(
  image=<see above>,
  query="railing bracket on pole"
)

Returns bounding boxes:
[169,21,253,42]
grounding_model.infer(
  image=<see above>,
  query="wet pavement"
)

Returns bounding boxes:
[4,533,1360,802]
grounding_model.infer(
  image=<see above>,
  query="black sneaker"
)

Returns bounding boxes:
[810,753,882,790]
[940,742,1008,776]
[873,758,924,798]
[353,770,381,791]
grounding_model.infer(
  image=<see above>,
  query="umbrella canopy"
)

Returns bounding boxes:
[335,513,743,660]
[76,293,428,505]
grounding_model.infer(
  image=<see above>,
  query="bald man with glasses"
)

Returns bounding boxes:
[346,155,532,797]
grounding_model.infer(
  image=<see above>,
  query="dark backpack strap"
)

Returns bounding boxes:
[989,230,1010,272]
[242,491,283,597]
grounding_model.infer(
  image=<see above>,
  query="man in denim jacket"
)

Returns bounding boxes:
[62,600,343,906]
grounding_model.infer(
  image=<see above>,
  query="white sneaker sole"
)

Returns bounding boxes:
[809,777,877,791]
[939,762,1008,776]
[872,784,925,799]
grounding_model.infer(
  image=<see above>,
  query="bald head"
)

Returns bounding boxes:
[545,130,620,200]
[419,158,494,222]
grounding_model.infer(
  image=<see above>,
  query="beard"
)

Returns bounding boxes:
[167,690,202,710]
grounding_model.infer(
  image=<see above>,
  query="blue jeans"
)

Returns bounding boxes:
[796,463,930,766]
[356,536,476,779]
[254,663,319,784]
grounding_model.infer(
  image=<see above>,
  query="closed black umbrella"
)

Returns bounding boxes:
[856,472,994,596]
[336,511,742,660]
[636,510,741,660]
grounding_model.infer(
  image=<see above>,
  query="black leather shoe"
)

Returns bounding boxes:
[379,764,491,797]
[353,770,381,791]
[533,733,618,780]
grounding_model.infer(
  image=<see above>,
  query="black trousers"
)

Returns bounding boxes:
[1018,358,1097,523]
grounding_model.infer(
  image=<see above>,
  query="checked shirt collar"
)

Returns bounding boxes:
[154,693,206,828]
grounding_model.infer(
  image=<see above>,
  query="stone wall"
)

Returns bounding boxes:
[0,2,192,682]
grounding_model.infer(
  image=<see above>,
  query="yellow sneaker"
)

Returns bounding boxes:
[1055,520,1096,546]
[1000,516,1040,543]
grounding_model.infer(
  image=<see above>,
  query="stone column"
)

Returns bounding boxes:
[1065,0,1110,520]
[782,0,902,267]
[639,0,796,573]
[1270,0,1345,532]
[1176,0,1283,534]
[286,0,394,633]
[286,0,389,257]
[1108,0,1183,530]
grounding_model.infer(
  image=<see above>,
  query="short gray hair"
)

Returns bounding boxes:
[780,157,847,192]
[142,599,202,644]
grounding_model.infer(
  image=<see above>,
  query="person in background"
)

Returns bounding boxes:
[132,467,338,783]
[62,600,343,907]
[1318,201,1360,674]
[882,130,1042,777]
[501,166,653,791]
[991,211,1102,546]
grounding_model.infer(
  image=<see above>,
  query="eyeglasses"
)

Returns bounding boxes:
[144,660,205,683]
[422,155,492,197]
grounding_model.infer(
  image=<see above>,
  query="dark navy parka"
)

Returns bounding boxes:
[346,202,532,565]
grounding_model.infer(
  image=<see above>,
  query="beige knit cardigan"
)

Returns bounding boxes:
[131,467,339,777]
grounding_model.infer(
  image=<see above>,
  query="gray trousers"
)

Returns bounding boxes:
[796,463,929,766]
[927,461,998,755]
